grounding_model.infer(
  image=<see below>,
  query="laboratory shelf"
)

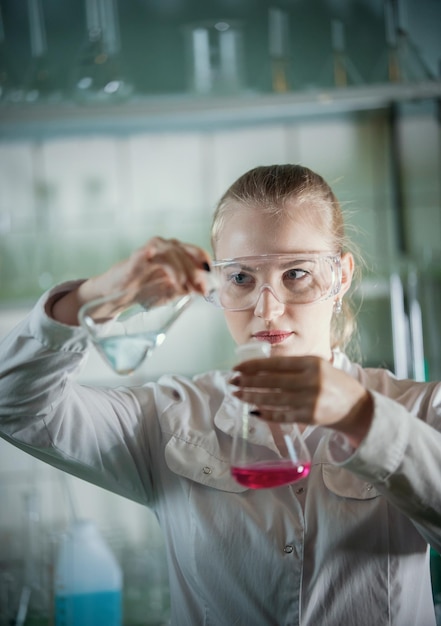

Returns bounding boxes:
[0,80,440,139]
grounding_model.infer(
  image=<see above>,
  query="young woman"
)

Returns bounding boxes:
[1,164,440,625]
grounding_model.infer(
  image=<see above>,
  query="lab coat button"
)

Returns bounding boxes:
[202,466,212,475]
[284,545,294,554]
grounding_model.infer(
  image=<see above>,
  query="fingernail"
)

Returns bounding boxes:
[249,409,261,416]
[202,261,211,272]
[229,376,241,386]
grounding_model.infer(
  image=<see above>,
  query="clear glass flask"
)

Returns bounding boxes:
[79,267,219,375]
[79,290,193,375]
[70,0,132,103]
[230,341,311,489]
[19,0,61,103]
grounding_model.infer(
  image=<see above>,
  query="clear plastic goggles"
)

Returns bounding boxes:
[205,253,341,311]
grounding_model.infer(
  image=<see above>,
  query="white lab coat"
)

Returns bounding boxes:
[0,282,440,626]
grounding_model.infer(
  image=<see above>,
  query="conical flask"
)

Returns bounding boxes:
[71,0,132,102]
[20,0,60,102]
[230,341,311,489]
[79,290,193,375]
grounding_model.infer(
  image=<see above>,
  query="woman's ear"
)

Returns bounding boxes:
[339,252,354,297]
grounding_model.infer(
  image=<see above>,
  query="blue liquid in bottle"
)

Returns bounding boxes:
[54,520,123,626]
[55,590,122,626]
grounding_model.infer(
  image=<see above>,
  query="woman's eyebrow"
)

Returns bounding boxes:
[221,262,256,272]
[233,263,255,272]
[219,253,322,270]
[279,257,315,268]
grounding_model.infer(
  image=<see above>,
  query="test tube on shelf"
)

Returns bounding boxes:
[384,0,400,82]
[331,19,347,87]
[383,0,434,83]
[330,18,363,87]
[96,0,122,58]
[185,20,245,95]
[268,7,290,93]
[28,0,47,61]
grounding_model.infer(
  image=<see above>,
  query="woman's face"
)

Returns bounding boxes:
[214,201,353,360]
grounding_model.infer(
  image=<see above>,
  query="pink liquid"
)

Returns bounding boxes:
[231,460,311,489]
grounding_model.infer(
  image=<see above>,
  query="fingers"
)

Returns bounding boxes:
[81,237,213,314]
[230,357,315,424]
[232,357,315,398]
[114,237,211,301]
[249,406,311,424]
[231,384,314,424]
[140,237,213,296]
[144,237,211,272]
[231,371,311,393]
[231,355,371,434]
[233,355,315,374]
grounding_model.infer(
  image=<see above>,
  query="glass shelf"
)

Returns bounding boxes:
[0,80,440,139]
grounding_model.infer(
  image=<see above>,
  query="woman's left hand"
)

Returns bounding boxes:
[231,355,374,448]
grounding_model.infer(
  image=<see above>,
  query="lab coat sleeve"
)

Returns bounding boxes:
[331,387,441,552]
[0,283,160,506]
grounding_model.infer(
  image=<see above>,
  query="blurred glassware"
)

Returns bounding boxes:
[330,19,363,88]
[70,0,132,104]
[54,519,122,626]
[372,0,435,84]
[314,18,364,89]
[183,19,246,96]
[268,7,290,93]
[17,0,62,103]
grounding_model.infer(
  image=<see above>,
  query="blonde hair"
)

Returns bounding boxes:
[211,164,361,354]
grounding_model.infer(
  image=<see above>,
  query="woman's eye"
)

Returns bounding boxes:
[230,272,254,286]
[284,268,308,281]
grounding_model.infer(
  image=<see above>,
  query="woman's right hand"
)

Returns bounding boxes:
[50,237,213,326]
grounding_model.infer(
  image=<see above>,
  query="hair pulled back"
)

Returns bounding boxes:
[211,164,359,354]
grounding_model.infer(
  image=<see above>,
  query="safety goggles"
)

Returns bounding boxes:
[205,253,341,311]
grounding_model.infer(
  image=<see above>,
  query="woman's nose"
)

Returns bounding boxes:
[253,287,285,320]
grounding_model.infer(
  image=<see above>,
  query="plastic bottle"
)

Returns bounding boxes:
[54,519,123,626]
[430,547,441,625]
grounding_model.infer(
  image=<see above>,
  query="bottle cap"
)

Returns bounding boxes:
[235,341,271,363]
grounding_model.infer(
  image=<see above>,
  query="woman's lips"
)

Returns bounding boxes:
[253,331,293,345]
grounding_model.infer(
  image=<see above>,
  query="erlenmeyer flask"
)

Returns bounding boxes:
[268,7,291,93]
[19,0,61,103]
[231,342,311,489]
[79,290,193,375]
[71,0,132,103]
